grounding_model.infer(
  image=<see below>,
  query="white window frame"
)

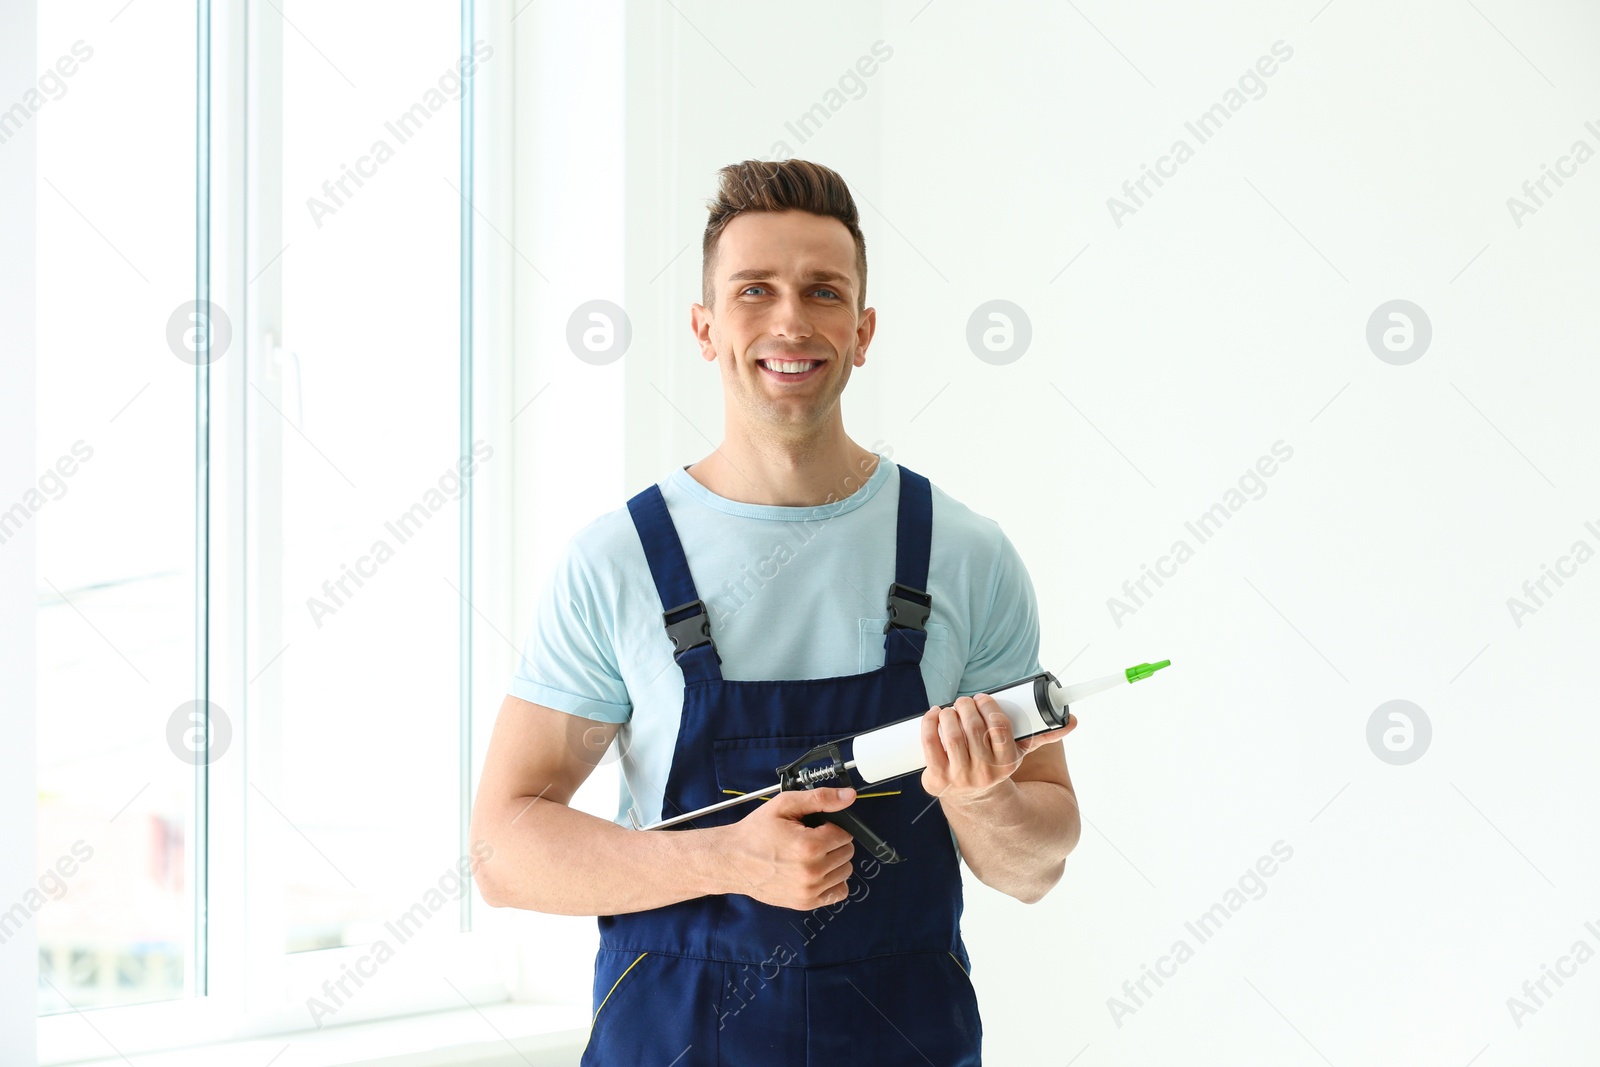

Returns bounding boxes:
[1,0,42,1058]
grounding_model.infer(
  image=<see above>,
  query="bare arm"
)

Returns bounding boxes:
[470,695,733,914]
[469,695,859,916]
[940,769,1080,905]
[922,694,1082,905]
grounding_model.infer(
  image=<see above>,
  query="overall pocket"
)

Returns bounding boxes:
[710,733,912,830]
[711,734,844,811]
[580,949,728,1065]
[587,949,651,1040]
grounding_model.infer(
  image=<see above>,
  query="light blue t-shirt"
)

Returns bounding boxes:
[510,454,1043,836]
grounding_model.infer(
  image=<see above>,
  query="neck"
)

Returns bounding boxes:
[687,420,880,507]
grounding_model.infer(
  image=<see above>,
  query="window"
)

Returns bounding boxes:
[33,0,199,1016]
[33,0,514,1054]
[271,0,469,959]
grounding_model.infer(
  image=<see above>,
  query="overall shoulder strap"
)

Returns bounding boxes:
[626,484,723,684]
[883,464,933,667]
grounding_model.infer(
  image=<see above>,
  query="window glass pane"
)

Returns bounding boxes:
[275,4,465,953]
[32,4,199,1013]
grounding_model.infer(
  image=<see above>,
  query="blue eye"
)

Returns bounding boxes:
[739,285,841,299]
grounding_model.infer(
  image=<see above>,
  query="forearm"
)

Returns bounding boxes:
[474,797,732,916]
[940,779,1081,904]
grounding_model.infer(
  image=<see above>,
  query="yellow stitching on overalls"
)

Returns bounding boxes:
[720,789,903,799]
[948,951,970,978]
[590,951,650,1030]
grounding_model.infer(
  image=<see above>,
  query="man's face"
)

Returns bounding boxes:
[692,210,874,434]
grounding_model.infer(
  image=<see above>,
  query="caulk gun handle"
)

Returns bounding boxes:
[802,807,905,864]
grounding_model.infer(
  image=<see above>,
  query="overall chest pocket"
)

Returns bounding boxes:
[711,734,842,810]
[857,618,956,692]
[711,733,913,819]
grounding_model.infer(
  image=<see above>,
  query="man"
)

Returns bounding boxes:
[470,159,1081,1065]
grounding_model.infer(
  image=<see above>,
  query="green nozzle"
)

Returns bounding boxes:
[1125,659,1171,683]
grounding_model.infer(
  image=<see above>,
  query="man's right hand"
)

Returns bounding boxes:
[712,787,858,911]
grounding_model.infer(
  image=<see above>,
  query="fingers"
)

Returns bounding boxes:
[1017,714,1078,754]
[783,786,855,813]
[939,704,972,779]
[973,693,1021,767]
[823,839,855,866]
[820,787,856,809]
[922,708,950,777]
[946,695,1022,770]
[926,699,1079,788]
[820,855,854,900]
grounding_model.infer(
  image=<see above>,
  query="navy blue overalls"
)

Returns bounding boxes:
[579,465,982,1066]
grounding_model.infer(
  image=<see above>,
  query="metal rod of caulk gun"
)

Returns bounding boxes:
[636,762,864,832]
[629,660,1170,833]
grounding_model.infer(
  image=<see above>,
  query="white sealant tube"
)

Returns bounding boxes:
[851,671,1077,785]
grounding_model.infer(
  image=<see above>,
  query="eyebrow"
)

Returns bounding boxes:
[726,268,853,291]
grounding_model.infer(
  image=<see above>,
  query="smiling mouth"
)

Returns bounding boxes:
[757,358,824,379]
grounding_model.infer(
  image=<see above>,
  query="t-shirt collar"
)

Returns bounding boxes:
[668,452,892,522]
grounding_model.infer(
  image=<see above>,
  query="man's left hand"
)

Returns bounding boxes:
[920,693,1077,804]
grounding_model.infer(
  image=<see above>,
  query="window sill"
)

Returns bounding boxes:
[57,1001,592,1067]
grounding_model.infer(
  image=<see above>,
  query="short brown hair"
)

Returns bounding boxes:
[701,159,868,313]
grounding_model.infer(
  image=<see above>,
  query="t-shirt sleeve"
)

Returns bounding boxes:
[957,526,1043,698]
[508,540,632,723]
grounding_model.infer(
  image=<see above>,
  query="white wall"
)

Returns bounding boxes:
[0,0,39,1060]
[602,1,1600,1062]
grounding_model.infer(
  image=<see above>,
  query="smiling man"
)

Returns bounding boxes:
[470,159,1081,1065]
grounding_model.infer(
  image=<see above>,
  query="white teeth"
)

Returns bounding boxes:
[762,360,818,374]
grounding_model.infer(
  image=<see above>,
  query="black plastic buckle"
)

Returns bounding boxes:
[883,582,932,633]
[662,598,718,657]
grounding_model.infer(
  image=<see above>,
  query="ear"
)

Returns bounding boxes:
[853,306,876,367]
[690,303,718,363]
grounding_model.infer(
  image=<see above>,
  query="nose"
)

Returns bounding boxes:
[765,291,813,343]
